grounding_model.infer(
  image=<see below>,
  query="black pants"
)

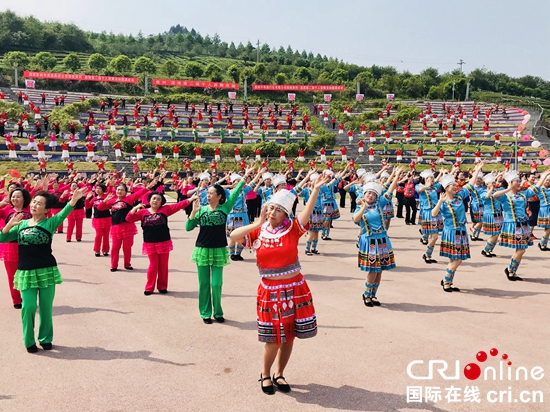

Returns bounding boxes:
[339,188,347,208]
[404,197,417,224]
[246,198,257,222]
[396,192,405,218]
[349,192,357,213]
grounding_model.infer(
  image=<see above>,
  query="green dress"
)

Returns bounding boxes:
[186,180,245,267]
[0,204,74,290]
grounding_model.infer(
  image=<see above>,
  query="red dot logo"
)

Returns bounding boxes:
[490,348,498,356]
[464,363,481,380]
[502,354,508,360]
[476,351,488,362]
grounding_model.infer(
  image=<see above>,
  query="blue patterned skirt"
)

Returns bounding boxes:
[499,220,533,249]
[440,228,470,260]
[482,212,503,235]
[358,232,396,273]
[419,209,443,234]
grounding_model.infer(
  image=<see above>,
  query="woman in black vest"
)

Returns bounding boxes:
[0,188,86,352]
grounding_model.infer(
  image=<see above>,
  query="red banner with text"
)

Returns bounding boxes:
[152,79,239,89]
[23,71,138,84]
[252,84,345,91]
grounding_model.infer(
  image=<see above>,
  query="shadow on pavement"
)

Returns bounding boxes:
[0,395,14,400]
[39,345,193,366]
[53,305,131,316]
[464,288,550,298]
[286,383,448,411]
[381,302,504,314]
[63,278,102,285]
[222,319,257,331]
[523,277,550,285]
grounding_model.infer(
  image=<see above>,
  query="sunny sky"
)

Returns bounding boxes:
[3,0,550,81]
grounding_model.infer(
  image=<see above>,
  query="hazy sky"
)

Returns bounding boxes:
[3,0,550,81]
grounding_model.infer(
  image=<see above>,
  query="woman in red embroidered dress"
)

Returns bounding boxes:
[230,173,330,395]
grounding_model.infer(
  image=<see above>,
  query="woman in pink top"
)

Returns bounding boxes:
[126,192,197,295]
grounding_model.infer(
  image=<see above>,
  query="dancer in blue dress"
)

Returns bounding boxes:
[431,162,485,292]
[469,174,486,241]
[416,169,443,264]
[493,169,550,280]
[226,170,262,261]
[480,173,504,258]
[537,174,550,251]
[354,166,403,307]
[320,167,348,240]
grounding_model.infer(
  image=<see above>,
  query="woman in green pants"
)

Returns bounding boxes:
[186,166,257,324]
[0,187,87,353]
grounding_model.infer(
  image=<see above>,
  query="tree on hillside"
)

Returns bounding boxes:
[109,54,133,73]
[88,53,108,72]
[204,63,222,78]
[163,60,179,77]
[275,73,287,84]
[184,62,203,78]
[2,51,30,69]
[240,67,255,83]
[227,42,238,58]
[227,65,240,83]
[33,52,57,70]
[293,67,313,83]
[134,56,157,74]
[63,53,81,72]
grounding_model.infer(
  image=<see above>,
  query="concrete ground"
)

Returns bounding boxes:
[0,201,548,412]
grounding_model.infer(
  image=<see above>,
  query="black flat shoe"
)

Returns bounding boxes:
[422,254,433,264]
[26,344,38,353]
[40,342,52,350]
[203,318,213,324]
[158,289,168,294]
[125,266,133,270]
[428,258,438,264]
[505,268,516,281]
[103,253,109,256]
[371,297,381,306]
[273,375,291,393]
[514,275,523,281]
[110,268,117,272]
[420,238,428,245]
[311,249,319,254]
[305,250,313,256]
[489,252,497,257]
[538,243,549,251]
[13,303,22,309]
[259,374,275,395]
[324,237,332,241]
[230,255,237,261]
[215,317,225,323]
[362,294,373,307]
[144,291,153,296]
[441,280,453,292]
[234,255,244,261]
[95,253,101,257]
[481,250,493,258]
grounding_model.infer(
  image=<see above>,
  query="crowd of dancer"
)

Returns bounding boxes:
[0,159,548,393]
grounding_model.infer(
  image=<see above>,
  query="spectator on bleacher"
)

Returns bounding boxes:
[60,95,65,106]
